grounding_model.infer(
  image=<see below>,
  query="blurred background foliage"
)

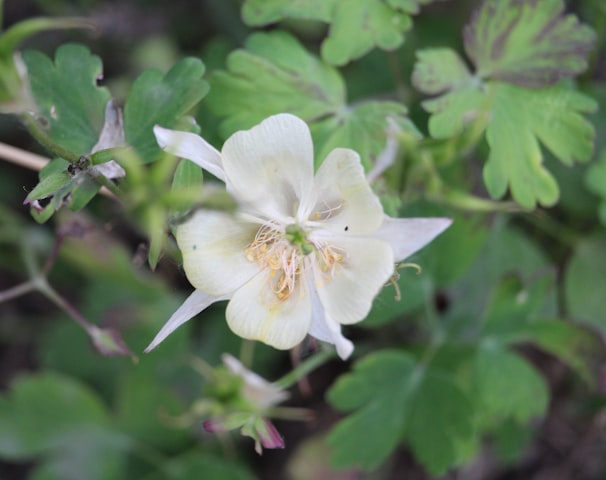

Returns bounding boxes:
[1,0,606,479]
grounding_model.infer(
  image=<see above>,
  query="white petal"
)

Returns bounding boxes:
[221,114,314,220]
[373,216,452,262]
[154,126,225,182]
[144,289,222,352]
[307,279,354,359]
[176,210,261,296]
[314,236,394,325]
[305,148,384,234]
[226,270,312,350]
[221,354,289,407]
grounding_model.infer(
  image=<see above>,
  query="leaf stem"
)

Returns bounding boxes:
[274,349,335,390]
[0,280,36,303]
[0,140,116,198]
[20,112,80,162]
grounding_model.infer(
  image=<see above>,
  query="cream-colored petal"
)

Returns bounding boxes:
[226,270,312,350]
[176,210,262,296]
[154,126,225,182]
[305,148,384,234]
[221,114,314,220]
[314,236,394,325]
[144,289,223,352]
[373,216,452,262]
[307,280,354,359]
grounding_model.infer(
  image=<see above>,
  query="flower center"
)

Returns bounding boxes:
[245,224,307,301]
[245,223,345,301]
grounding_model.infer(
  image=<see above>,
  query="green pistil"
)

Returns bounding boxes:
[285,224,313,255]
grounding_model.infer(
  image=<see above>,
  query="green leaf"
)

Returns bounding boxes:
[585,149,606,225]
[414,0,597,209]
[22,44,111,154]
[24,170,70,203]
[320,0,412,66]
[241,0,440,65]
[0,373,111,459]
[472,343,548,426]
[522,320,597,384]
[464,0,596,88]
[312,101,419,170]
[147,451,255,480]
[426,81,596,208]
[412,48,473,95]
[170,159,204,215]
[207,30,345,137]
[242,0,337,24]
[124,57,208,162]
[480,274,554,341]
[564,234,606,330]
[208,31,416,171]
[0,17,94,57]
[327,351,474,474]
[451,220,556,322]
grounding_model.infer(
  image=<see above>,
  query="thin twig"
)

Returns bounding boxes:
[0,141,116,199]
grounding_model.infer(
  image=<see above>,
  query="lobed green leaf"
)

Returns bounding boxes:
[207,31,344,137]
[22,44,111,155]
[327,351,474,474]
[124,57,208,162]
[464,0,596,88]
[0,373,111,459]
[564,234,606,331]
[242,0,337,24]
[320,0,412,66]
[412,48,473,95]
[242,0,440,66]
[472,344,548,426]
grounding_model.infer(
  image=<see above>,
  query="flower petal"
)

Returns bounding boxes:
[222,354,289,408]
[373,216,452,262]
[221,114,314,221]
[226,270,312,350]
[153,126,225,182]
[144,289,223,352]
[314,236,394,325]
[177,210,262,296]
[305,148,384,234]
[307,277,354,359]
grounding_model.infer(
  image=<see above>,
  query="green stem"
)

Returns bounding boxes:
[239,339,256,369]
[20,112,80,162]
[274,349,335,390]
[91,171,123,200]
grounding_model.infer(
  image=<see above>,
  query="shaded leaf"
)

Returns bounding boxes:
[472,344,548,426]
[22,44,111,154]
[327,351,474,474]
[564,234,606,330]
[585,149,606,225]
[124,58,208,162]
[146,451,255,480]
[0,373,111,459]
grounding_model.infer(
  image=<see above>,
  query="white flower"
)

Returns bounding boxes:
[145,114,451,359]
